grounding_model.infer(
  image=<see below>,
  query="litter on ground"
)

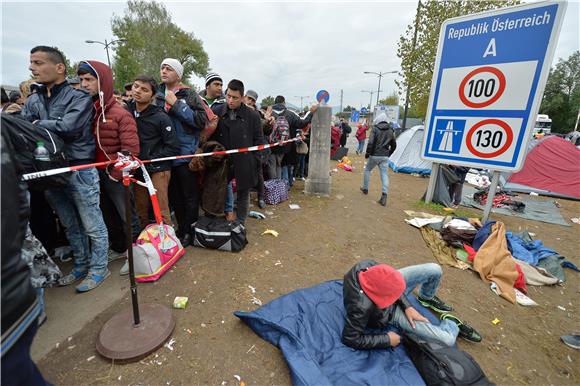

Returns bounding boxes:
[262,229,279,237]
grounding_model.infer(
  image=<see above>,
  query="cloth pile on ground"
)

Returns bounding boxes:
[404,211,577,305]
[461,186,570,226]
[235,280,439,386]
[473,189,525,212]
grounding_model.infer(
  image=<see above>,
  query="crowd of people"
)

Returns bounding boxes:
[2,45,321,290]
[1,44,324,385]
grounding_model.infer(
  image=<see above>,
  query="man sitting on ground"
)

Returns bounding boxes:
[342,260,481,350]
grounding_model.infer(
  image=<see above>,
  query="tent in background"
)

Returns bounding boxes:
[504,136,580,200]
[388,125,432,175]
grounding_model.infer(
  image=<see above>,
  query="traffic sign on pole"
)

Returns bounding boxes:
[421,1,567,172]
[316,90,330,104]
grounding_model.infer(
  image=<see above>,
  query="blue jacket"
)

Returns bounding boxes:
[21,81,94,163]
[155,85,207,166]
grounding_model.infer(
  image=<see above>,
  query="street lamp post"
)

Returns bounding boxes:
[363,70,397,106]
[361,90,382,111]
[85,38,127,68]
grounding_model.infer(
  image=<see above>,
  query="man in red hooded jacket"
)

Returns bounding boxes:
[77,61,140,264]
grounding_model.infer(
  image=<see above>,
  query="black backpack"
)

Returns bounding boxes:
[2,114,69,190]
[403,332,494,386]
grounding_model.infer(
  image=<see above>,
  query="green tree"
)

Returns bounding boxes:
[397,0,519,118]
[540,51,580,133]
[343,105,353,112]
[378,91,399,106]
[260,95,274,107]
[111,0,209,90]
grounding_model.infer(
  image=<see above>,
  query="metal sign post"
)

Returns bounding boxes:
[420,1,567,217]
[482,171,500,222]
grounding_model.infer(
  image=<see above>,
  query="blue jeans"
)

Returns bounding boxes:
[45,168,109,275]
[391,263,459,346]
[357,139,365,154]
[225,181,234,213]
[281,165,294,186]
[362,156,390,194]
[296,155,306,178]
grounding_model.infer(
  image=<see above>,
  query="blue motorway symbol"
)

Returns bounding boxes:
[431,119,466,154]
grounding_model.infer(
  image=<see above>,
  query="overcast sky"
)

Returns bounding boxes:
[2,0,578,109]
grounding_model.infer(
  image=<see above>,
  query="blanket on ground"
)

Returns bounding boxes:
[235,280,440,386]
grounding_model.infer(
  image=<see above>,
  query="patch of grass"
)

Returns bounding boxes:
[413,200,480,219]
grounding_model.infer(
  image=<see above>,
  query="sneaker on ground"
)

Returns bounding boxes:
[107,249,127,262]
[120,260,129,276]
[440,313,482,343]
[75,270,111,293]
[58,269,88,286]
[418,295,454,313]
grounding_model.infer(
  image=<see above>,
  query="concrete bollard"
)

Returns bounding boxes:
[305,105,332,196]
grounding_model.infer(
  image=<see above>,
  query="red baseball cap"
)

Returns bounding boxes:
[358,264,406,309]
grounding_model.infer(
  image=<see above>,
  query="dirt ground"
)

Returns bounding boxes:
[37,152,579,386]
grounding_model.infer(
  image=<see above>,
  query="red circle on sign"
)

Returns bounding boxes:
[458,66,506,108]
[466,119,513,158]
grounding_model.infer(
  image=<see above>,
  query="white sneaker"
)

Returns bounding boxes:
[107,249,127,262]
[119,260,129,276]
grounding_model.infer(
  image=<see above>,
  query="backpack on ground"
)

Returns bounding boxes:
[132,223,185,283]
[269,114,290,144]
[264,179,289,205]
[2,114,69,190]
[403,332,494,386]
[192,216,248,252]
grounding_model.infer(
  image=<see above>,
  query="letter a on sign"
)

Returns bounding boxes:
[483,38,497,58]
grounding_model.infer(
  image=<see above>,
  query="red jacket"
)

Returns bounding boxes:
[82,60,140,179]
[356,124,368,141]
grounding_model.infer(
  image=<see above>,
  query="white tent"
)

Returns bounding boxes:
[388,125,432,175]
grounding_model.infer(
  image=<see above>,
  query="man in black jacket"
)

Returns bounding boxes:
[157,58,207,247]
[342,260,465,350]
[22,46,110,293]
[271,95,317,186]
[361,113,397,206]
[127,75,180,231]
[1,128,50,385]
[210,79,264,223]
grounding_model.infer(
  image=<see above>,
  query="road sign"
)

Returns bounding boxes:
[351,110,360,122]
[316,90,330,104]
[421,1,566,172]
[361,107,369,115]
[375,105,400,123]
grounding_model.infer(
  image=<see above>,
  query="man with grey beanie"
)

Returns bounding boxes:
[157,58,208,246]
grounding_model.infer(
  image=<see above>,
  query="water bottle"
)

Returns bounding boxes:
[33,141,50,161]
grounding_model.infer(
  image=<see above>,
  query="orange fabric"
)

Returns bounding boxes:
[473,222,518,303]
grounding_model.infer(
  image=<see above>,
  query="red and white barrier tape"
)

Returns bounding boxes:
[21,137,300,182]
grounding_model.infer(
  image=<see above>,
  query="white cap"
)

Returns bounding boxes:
[161,58,184,79]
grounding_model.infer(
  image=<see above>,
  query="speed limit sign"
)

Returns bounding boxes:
[421,1,567,172]
[458,67,506,108]
[465,119,513,158]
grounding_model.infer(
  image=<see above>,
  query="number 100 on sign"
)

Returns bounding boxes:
[437,61,536,111]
